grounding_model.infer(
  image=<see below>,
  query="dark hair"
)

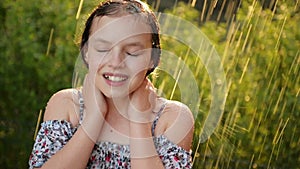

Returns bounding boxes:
[80,0,161,75]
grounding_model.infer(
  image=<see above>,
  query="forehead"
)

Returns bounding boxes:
[90,15,152,45]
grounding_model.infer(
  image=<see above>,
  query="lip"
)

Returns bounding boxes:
[102,72,128,87]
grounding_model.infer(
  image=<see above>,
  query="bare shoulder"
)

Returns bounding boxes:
[164,100,193,117]
[156,99,195,151]
[43,88,79,122]
[163,100,194,131]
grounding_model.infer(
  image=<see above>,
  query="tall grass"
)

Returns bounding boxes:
[50,0,300,168]
[147,0,299,168]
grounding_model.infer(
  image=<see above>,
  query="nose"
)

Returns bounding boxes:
[107,48,125,68]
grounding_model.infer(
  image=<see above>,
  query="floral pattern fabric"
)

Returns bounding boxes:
[28,120,76,167]
[29,121,192,169]
[29,97,192,168]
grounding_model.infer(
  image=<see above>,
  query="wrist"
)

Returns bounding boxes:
[129,137,158,159]
[80,110,105,143]
[129,122,152,138]
[127,109,155,123]
[129,123,157,158]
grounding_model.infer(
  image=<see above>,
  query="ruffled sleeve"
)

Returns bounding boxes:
[28,120,76,168]
[154,135,192,169]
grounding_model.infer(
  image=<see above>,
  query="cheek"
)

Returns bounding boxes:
[127,62,149,93]
[128,73,145,94]
[127,53,152,72]
[88,53,107,73]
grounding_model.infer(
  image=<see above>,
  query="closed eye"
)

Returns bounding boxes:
[126,51,140,57]
[97,49,110,53]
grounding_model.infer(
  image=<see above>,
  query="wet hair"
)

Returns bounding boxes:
[80,0,161,75]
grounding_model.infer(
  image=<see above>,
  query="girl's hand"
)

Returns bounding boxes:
[81,73,108,143]
[127,78,157,123]
[82,73,107,118]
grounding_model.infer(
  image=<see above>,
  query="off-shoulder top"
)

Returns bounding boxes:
[29,91,192,168]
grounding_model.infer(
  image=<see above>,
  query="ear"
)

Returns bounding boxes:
[148,60,154,69]
[82,43,89,64]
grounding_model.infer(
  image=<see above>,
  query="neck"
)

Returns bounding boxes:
[106,96,130,117]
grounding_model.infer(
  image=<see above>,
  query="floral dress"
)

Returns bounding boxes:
[29,92,192,169]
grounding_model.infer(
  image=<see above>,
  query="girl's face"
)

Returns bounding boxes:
[87,15,153,98]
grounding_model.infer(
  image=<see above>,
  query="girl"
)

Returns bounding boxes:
[29,0,194,168]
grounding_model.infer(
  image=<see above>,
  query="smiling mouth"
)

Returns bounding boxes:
[103,74,128,82]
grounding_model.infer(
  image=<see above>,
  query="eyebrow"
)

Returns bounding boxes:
[94,37,147,49]
[125,42,146,48]
[93,38,112,45]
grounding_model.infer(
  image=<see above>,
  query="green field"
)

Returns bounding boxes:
[0,0,299,168]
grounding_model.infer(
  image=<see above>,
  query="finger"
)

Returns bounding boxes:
[145,79,156,93]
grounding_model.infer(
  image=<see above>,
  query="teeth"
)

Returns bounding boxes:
[104,75,126,82]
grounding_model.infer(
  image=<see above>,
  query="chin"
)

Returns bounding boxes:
[102,89,130,99]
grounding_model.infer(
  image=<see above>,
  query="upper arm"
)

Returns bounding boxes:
[157,101,195,151]
[43,89,75,122]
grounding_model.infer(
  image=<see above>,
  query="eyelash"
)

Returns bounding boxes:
[96,49,141,57]
[126,52,139,57]
[97,49,110,53]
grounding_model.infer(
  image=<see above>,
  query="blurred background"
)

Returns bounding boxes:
[0,0,299,168]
